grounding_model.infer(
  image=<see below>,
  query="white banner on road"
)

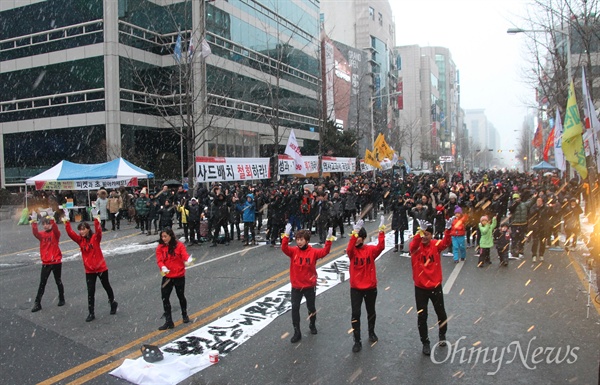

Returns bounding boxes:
[321,156,356,173]
[110,234,396,385]
[278,155,319,175]
[195,157,270,182]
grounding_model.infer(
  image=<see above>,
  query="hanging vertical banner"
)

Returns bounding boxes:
[554,108,566,172]
[195,157,270,182]
[562,81,587,179]
[278,155,319,175]
[321,156,356,173]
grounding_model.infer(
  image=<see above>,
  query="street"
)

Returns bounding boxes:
[0,218,598,385]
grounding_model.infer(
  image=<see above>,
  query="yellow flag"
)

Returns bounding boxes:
[364,149,381,169]
[374,133,394,161]
[562,81,588,179]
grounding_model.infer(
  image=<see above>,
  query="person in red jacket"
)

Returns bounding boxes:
[30,213,65,312]
[346,217,386,353]
[281,223,332,343]
[65,215,118,322]
[409,219,452,356]
[156,228,194,330]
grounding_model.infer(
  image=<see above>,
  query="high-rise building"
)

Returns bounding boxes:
[1,0,322,186]
[320,0,396,155]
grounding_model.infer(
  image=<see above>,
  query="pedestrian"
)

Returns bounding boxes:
[494,221,511,266]
[107,190,122,231]
[528,196,548,263]
[156,228,194,330]
[508,193,533,259]
[177,197,190,243]
[64,213,118,322]
[95,189,109,231]
[237,193,256,246]
[449,206,467,263]
[30,212,65,312]
[157,199,176,231]
[563,198,583,250]
[346,217,386,353]
[391,195,410,252]
[281,223,333,343]
[477,215,497,267]
[408,219,452,355]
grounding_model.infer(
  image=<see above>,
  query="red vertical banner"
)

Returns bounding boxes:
[532,120,543,148]
[396,78,403,110]
[543,127,555,161]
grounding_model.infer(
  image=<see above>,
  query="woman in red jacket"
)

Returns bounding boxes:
[30,214,65,312]
[346,217,386,353]
[156,228,193,330]
[65,217,118,322]
[409,220,452,355]
[281,224,332,343]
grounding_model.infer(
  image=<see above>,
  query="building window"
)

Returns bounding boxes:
[369,7,374,20]
[378,13,383,26]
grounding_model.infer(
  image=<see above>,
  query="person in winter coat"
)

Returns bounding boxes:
[64,215,118,322]
[477,215,497,267]
[157,199,176,231]
[95,189,109,231]
[107,190,122,231]
[449,206,468,263]
[563,198,583,249]
[135,190,150,234]
[281,224,332,344]
[30,213,65,312]
[409,201,431,235]
[186,198,202,245]
[156,228,193,330]
[391,196,410,252]
[508,193,534,258]
[409,219,452,356]
[228,193,242,241]
[346,217,386,353]
[494,221,511,266]
[146,196,159,235]
[177,198,190,243]
[237,193,256,246]
[432,204,446,240]
[527,196,548,263]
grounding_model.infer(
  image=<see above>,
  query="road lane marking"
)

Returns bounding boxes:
[443,260,464,294]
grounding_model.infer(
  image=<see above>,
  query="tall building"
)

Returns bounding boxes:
[0,0,322,186]
[394,45,460,169]
[320,0,396,155]
[465,109,501,170]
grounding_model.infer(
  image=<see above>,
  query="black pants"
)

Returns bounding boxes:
[415,285,447,343]
[394,229,405,246]
[138,215,148,232]
[35,264,64,304]
[188,220,200,243]
[161,276,187,320]
[291,287,316,327]
[243,221,255,243]
[531,233,547,256]
[478,247,491,265]
[331,216,344,237]
[350,287,377,339]
[86,271,115,314]
[109,212,120,230]
[230,222,241,240]
[510,225,527,255]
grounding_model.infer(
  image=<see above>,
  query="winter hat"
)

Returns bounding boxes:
[454,206,463,214]
[436,204,444,212]
[480,215,489,222]
[512,193,521,200]
[141,187,147,195]
[357,227,367,239]
[449,192,457,200]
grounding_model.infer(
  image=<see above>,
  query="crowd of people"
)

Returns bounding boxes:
[27,168,597,352]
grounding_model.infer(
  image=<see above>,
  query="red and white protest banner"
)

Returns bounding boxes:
[195,157,270,182]
[33,178,138,191]
[278,155,319,175]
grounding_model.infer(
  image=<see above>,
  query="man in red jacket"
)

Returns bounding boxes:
[346,217,386,353]
[281,223,332,343]
[30,213,65,312]
[409,219,452,355]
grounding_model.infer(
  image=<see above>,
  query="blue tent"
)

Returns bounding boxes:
[532,161,557,171]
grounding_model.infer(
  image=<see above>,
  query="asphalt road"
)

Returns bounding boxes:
[0,219,598,385]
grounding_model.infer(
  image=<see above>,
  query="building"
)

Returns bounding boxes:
[320,0,396,155]
[0,0,322,186]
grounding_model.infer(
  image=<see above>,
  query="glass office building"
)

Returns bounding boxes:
[1,0,321,185]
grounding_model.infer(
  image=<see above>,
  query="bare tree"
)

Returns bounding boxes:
[397,116,421,168]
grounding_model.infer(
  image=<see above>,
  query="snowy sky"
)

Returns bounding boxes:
[392,0,534,153]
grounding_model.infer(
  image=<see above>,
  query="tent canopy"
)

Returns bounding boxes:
[532,161,558,171]
[26,158,154,186]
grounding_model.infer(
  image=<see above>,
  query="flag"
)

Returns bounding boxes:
[364,149,381,169]
[582,67,600,171]
[554,107,566,171]
[284,129,306,176]
[562,81,587,179]
[543,127,555,162]
[173,33,182,63]
[200,38,212,58]
[188,36,194,59]
[532,120,543,148]
[373,133,394,161]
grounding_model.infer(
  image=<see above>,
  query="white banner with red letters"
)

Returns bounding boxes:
[278,155,319,175]
[195,157,270,182]
[321,156,356,173]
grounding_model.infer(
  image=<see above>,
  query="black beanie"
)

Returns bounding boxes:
[358,227,367,239]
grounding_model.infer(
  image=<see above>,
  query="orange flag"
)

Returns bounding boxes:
[543,127,555,162]
[532,121,543,148]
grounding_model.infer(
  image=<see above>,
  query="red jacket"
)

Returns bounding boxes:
[281,236,331,289]
[409,230,452,289]
[450,215,468,237]
[65,220,108,273]
[32,221,62,264]
[346,231,385,290]
[156,242,189,278]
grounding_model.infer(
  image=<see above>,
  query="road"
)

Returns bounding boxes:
[0,218,598,385]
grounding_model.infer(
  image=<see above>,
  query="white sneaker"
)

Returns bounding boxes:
[443,252,454,257]
[508,253,518,260]
[518,254,524,259]
[532,256,537,263]
[539,256,544,261]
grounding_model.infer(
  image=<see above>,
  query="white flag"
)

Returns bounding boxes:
[554,107,566,172]
[582,67,600,171]
[200,38,212,58]
[284,129,306,176]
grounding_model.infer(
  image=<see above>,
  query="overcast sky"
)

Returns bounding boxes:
[392,0,533,153]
